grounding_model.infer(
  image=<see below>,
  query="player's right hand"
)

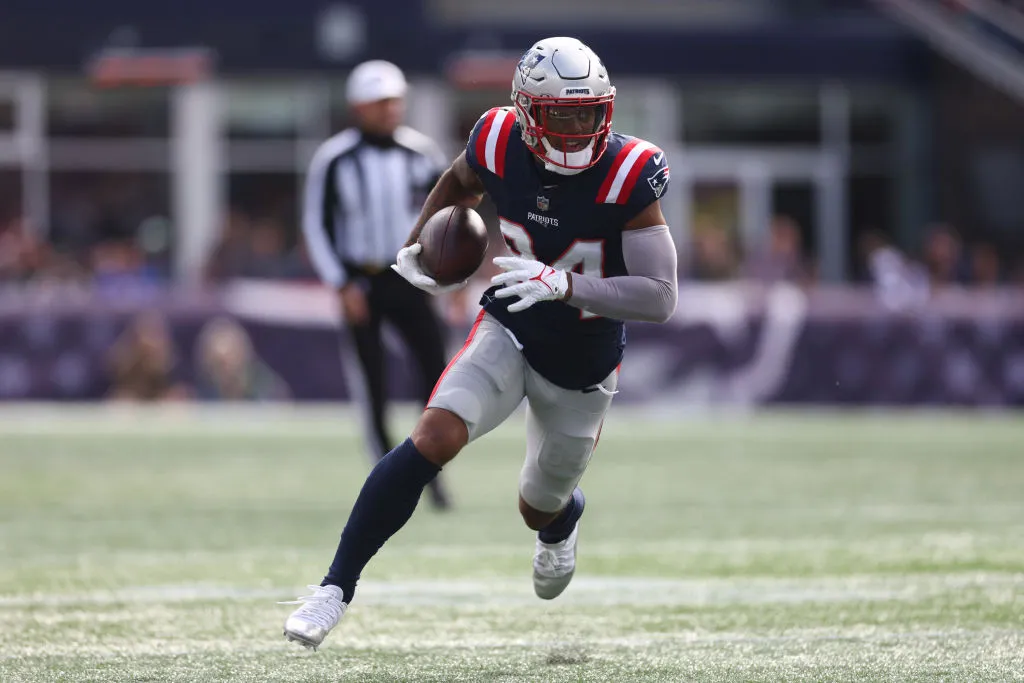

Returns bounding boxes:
[391,243,468,295]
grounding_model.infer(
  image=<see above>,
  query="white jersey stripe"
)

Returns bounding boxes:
[604,141,654,204]
[484,109,509,174]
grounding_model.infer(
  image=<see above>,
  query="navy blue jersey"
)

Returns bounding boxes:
[465,107,671,390]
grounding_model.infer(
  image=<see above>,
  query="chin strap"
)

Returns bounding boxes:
[539,138,595,176]
[543,161,587,176]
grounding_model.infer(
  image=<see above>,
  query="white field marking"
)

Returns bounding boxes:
[370,530,1024,561]
[2,626,1023,661]
[4,536,1019,585]
[1,573,1020,609]
[4,530,1023,571]
[0,419,1017,448]
[0,403,1019,438]
[0,404,504,438]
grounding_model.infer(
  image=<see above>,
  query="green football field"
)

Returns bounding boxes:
[1,405,1022,682]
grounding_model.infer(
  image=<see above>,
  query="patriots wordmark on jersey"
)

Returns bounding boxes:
[466,107,671,390]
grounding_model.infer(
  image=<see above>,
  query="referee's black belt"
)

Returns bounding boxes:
[344,261,394,277]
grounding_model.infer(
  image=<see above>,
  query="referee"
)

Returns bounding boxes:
[302,60,453,510]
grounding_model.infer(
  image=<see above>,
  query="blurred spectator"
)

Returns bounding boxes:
[970,242,1003,286]
[205,210,253,281]
[0,217,48,282]
[858,229,930,310]
[238,219,289,279]
[37,251,88,285]
[0,216,88,285]
[91,239,164,293]
[277,235,321,282]
[688,216,739,281]
[742,215,809,284]
[922,223,965,288]
[194,316,291,401]
[205,211,317,283]
[107,311,191,401]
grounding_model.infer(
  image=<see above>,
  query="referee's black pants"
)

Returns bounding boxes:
[343,265,452,509]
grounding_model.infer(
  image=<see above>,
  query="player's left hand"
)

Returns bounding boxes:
[491,256,569,313]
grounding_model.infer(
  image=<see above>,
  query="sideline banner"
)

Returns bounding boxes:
[0,281,1021,406]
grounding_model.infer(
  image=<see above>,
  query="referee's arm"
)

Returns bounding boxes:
[302,139,348,290]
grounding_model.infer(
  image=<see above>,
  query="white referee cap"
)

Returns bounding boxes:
[346,60,407,105]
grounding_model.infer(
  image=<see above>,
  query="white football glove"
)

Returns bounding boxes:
[390,243,468,295]
[491,256,569,313]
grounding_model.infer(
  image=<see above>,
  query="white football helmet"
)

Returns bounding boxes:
[511,37,615,175]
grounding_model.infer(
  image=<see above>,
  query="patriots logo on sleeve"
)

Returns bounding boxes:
[647,166,670,198]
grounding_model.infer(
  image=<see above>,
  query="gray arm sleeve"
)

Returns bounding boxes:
[566,225,679,323]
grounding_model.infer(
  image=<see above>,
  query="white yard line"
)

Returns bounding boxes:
[1,573,1020,609]
[5,530,1022,568]
[0,403,1019,438]
[2,626,1022,660]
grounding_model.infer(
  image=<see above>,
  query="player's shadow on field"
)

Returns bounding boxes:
[544,647,590,666]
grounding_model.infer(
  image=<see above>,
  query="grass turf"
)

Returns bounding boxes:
[0,406,1022,682]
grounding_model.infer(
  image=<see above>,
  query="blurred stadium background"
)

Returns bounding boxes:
[1,1,1023,681]
[0,0,1021,404]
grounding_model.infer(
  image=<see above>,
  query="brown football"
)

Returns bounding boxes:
[417,206,489,286]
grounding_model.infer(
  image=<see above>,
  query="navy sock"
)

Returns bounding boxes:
[538,487,585,544]
[322,438,440,603]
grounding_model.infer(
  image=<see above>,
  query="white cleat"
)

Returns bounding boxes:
[280,584,347,651]
[532,523,579,600]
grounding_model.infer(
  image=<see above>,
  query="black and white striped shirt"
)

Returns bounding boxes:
[302,126,448,288]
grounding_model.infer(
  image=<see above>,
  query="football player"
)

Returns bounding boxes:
[283,36,678,650]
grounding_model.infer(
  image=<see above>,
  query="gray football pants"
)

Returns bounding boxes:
[427,312,617,513]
